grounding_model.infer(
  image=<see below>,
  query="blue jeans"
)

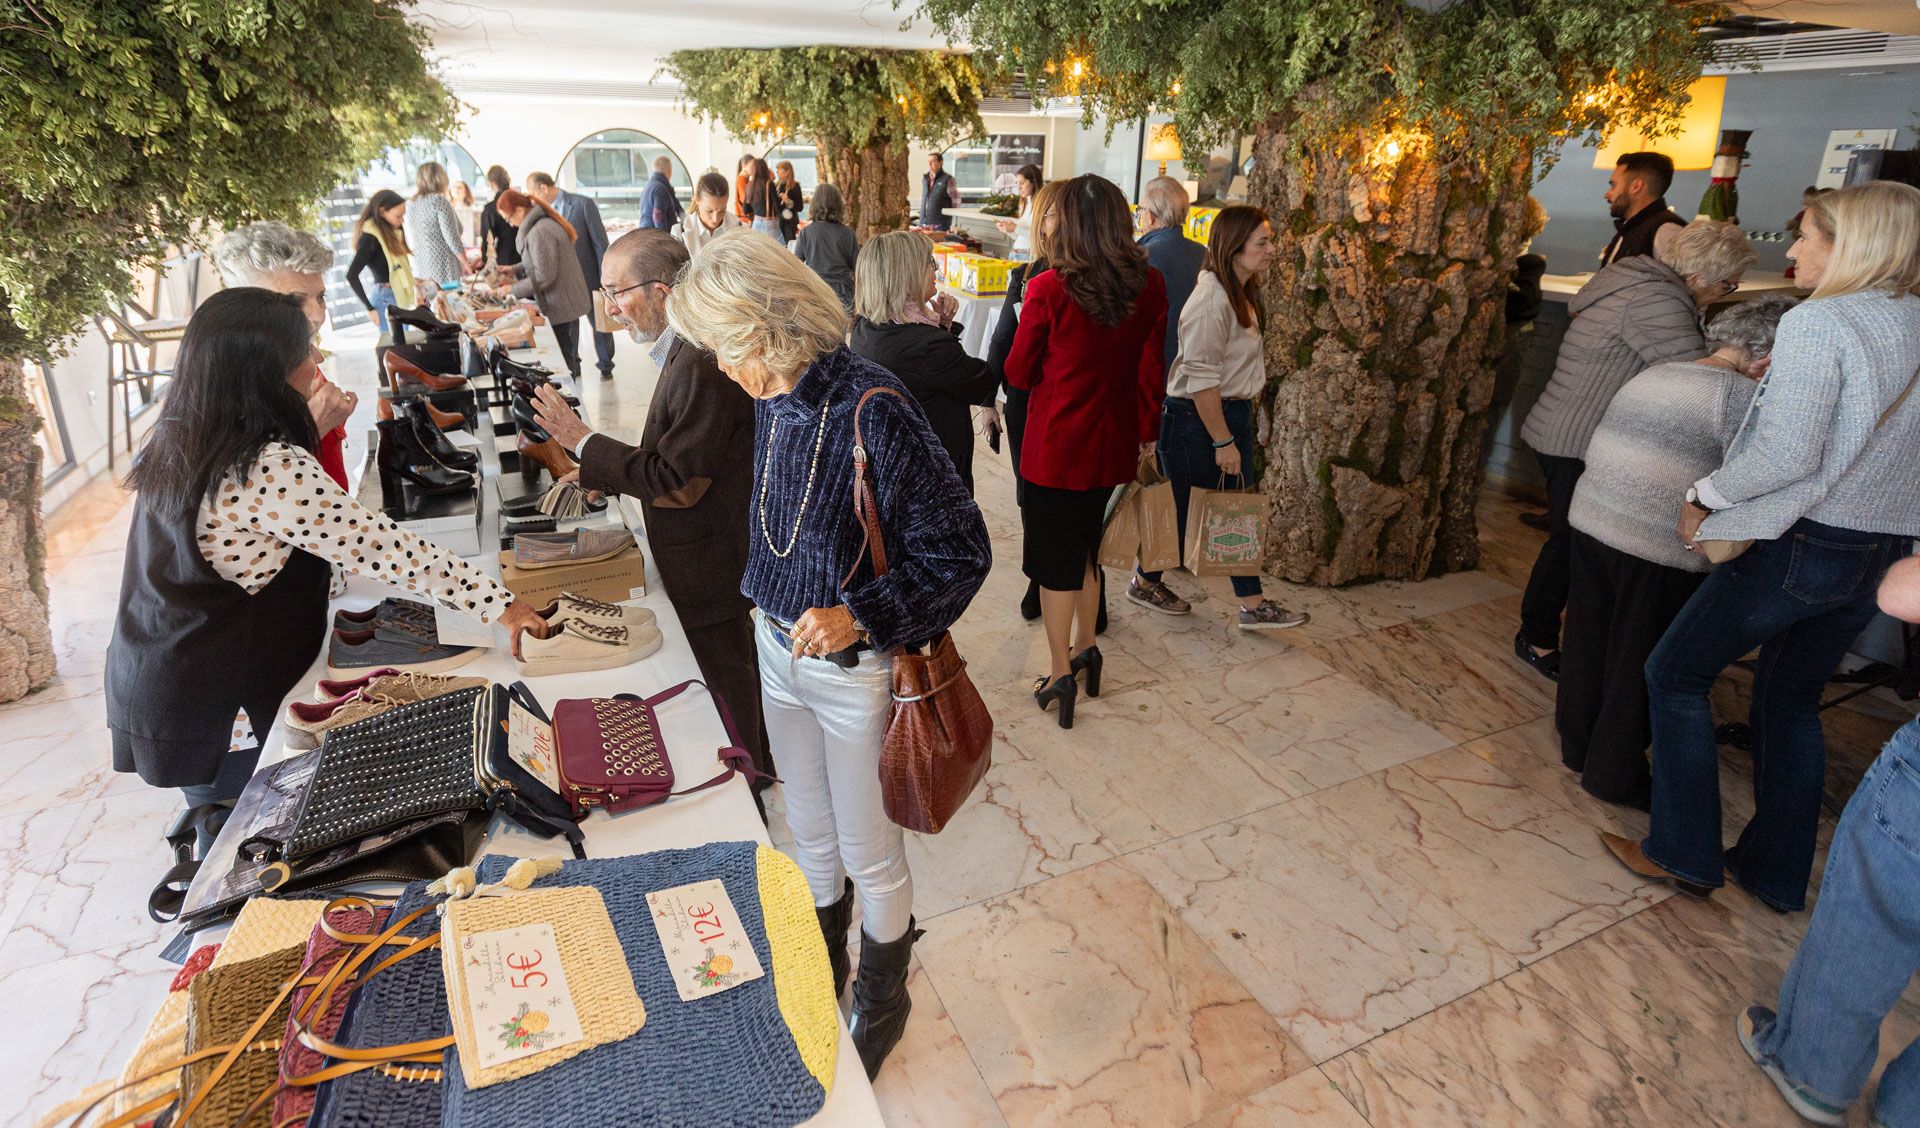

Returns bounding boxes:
[1140,396,1262,600]
[1755,718,1920,1122]
[1643,518,1908,910]
[371,282,398,334]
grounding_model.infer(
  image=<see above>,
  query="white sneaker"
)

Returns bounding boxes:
[536,591,657,632]
[517,619,663,677]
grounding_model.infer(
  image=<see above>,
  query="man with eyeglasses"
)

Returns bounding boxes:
[531,228,771,814]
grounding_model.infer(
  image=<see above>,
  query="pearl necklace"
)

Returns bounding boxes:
[759,396,832,557]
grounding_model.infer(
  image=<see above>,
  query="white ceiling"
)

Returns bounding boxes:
[414,0,1920,86]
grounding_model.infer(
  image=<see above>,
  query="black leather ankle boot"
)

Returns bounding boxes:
[849,919,923,1079]
[377,418,472,503]
[403,398,477,470]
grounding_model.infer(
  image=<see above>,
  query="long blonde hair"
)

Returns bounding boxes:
[1803,181,1920,300]
[853,231,935,324]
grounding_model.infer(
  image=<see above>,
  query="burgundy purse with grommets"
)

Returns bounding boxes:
[551,679,766,817]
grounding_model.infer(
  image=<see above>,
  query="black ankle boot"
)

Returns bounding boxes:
[403,399,478,470]
[376,418,473,505]
[816,879,854,1000]
[850,920,923,1079]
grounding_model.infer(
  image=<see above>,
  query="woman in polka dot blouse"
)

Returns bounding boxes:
[106,289,548,839]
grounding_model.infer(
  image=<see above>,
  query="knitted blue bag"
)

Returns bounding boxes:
[441,841,836,1127]
[309,882,449,1128]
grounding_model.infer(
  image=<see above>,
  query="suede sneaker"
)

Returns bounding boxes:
[536,591,657,631]
[1126,577,1191,616]
[516,618,663,677]
[327,628,480,679]
[1737,1006,1846,1126]
[1238,600,1310,632]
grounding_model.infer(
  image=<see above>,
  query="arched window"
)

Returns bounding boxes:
[764,142,820,189]
[559,129,692,225]
[321,140,486,329]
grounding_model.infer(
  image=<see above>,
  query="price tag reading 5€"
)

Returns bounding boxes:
[456,923,586,1071]
[646,879,766,1002]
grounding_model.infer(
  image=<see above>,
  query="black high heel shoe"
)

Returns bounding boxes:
[1033,674,1077,729]
[403,399,478,470]
[511,393,553,443]
[376,418,473,501]
[1070,645,1102,698]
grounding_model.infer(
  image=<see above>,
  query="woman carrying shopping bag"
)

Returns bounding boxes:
[1137,204,1308,632]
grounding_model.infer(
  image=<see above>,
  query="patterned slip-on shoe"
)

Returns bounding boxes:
[512,527,635,571]
[1237,600,1311,632]
[516,619,663,677]
[536,591,658,631]
[326,628,480,679]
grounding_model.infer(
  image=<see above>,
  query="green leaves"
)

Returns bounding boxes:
[0,0,458,358]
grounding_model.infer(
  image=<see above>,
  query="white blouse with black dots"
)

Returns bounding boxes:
[198,442,511,750]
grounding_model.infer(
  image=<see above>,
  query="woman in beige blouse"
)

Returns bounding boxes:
[1134,205,1308,632]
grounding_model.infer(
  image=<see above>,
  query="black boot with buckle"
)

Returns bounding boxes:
[849,919,923,1079]
[816,878,854,1000]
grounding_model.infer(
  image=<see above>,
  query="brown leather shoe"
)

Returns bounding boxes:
[384,351,467,392]
[516,434,577,483]
[1599,832,1715,897]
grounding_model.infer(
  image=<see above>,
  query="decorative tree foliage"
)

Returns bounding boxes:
[920,0,1718,584]
[0,0,458,700]
[663,47,988,238]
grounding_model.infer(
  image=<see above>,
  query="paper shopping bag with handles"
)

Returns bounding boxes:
[592,289,618,334]
[1098,482,1143,570]
[1136,476,1182,574]
[1183,479,1268,577]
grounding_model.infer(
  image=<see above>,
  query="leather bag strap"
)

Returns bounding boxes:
[842,386,909,588]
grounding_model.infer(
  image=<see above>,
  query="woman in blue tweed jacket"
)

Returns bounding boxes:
[667,229,992,1079]
[1604,181,1920,914]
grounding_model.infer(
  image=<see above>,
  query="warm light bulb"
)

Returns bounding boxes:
[1170,80,1181,96]
[1382,139,1401,160]
[896,94,907,106]
[757,112,769,127]
[1070,59,1084,78]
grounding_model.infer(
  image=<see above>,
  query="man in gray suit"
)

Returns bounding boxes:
[529,170,616,379]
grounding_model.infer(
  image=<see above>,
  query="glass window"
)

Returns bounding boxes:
[23,358,72,482]
[559,129,693,227]
[764,142,820,190]
[942,134,1048,203]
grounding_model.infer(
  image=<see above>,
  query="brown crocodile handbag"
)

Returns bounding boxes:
[844,386,993,833]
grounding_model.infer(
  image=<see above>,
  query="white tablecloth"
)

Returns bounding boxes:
[249,327,885,1127]
[941,285,1004,361]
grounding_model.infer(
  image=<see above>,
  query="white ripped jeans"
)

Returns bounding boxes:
[756,614,913,943]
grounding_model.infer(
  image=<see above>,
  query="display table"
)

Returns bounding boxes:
[194,326,884,1127]
[1539,268,1798,301]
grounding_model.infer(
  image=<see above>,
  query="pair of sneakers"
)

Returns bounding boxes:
[1738,1005,1892,1127]
[518,592,662,676]
[1126,576,1309,633]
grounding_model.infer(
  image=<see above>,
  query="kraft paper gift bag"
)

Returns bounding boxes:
[1183,482,1267,577]
[592,289,618,334]
[1098,484,1143,570]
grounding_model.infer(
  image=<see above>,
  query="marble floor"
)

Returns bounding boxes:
[9,337,1918,1127]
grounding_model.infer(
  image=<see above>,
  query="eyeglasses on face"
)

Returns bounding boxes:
[605,278,671,300]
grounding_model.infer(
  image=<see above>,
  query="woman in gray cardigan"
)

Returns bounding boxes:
[1558,298,1793,808]
[1603,182,1920,913]
[1515,220,1755,677]
[491,188,592,377]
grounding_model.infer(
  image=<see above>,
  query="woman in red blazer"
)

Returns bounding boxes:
[1005,174,1168,729]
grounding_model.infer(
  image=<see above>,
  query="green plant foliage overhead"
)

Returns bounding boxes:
[661,46,988,151]
[0,0,459,358]
[918,0,1722,165]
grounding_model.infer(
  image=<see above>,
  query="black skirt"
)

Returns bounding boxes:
[1021,481,1111,590]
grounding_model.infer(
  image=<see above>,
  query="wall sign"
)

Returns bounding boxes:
[1815,128,1897,190]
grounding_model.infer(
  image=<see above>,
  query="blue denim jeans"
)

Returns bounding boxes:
[1643,518,1908,910]
[1755,718,1920,1122]
[1140,396,1262,600]
[371,281,398,334]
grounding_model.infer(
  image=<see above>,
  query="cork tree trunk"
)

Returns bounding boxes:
[1248,114,1532,585]
[821,133,909,242]
[0,356,55,701]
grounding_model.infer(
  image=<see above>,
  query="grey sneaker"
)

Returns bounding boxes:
[512,527,635,570]
[327,628,480,679]
[1737,1006,1847,1126]
[333,597,438,646]
[1126,577,1192,616]
[1238,600,1310,632]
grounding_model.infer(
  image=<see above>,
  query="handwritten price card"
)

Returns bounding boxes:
[646,879,765,1002]
[455,923,587,1070]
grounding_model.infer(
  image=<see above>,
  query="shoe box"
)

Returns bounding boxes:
[353,437,484,557]
[496,544,648,606]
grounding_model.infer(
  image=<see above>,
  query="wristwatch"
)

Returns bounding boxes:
[1684,486,1714,512]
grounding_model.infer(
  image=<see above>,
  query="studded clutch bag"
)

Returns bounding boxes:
[552,680,765,817]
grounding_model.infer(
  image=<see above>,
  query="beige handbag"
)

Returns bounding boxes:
[1696,360,1920,564]
[592,289,618,334]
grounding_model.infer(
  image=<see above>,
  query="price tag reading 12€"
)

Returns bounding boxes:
[457,923,587,1071]
[646,879,766,1002]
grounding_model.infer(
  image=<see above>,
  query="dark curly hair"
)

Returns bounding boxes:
[1040,174,1148,327]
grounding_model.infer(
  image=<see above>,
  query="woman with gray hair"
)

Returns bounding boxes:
[1515,219,1755,679]
[404,161,469,291]
[667,229,990,1077]
[849,230,997,493]
[1558,296,1796,807]
[793,182,858,310]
